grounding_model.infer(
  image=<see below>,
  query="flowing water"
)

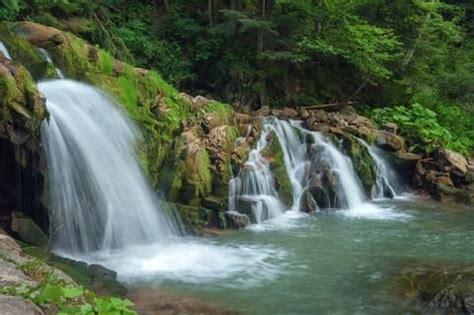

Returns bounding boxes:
[0,41,12,60]
[358,138,402,199]
[40,80,181,253]
[113,198,474,314]
[38,48,65,79]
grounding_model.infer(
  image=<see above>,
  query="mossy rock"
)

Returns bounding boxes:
[343,136,376,196]
[0,23,56,80]
[0,56,47,134]
[261,130,293,206]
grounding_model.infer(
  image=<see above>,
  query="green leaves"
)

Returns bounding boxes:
[370,103,471,154]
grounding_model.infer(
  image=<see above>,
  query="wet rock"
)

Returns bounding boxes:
[0,294,44,315]
[226,212,251,229]
[434,184,472,205]
[376,130,405,152]
[11,212,48,247]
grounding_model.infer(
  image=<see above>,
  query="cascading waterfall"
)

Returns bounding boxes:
[228,124,285,223]
[40,80,181,254]
[0,41,12,60]
[358,139,401,199]
[38,48,65,79]
[230,118,369,222]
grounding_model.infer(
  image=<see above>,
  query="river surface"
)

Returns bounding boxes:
[85,196,473,314]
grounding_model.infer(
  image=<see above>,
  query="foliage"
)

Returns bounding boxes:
[370,103,472,154]
[2,259,135,314]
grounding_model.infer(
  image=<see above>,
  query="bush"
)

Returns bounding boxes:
[370,103,472,155]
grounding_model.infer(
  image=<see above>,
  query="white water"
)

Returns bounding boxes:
[230,118,411,223]
[228,124,285,223]
[311,132,365,208]
[358,138,401,199]
[38,48,65,79]
[40,80,181,253]
[0,41,12,60]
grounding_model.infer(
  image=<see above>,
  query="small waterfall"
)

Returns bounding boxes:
[267,119,310,211]
[230,117,369,222]
[0,41,12,60]
[358,139,401,199]
[38,48,65,79]
[40,80,181,254]
[228,124,285,223]
[309,132,365,209]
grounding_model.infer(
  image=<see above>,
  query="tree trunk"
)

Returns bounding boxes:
[208,0,213,25]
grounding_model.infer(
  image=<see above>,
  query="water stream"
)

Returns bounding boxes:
[0,41,12,60]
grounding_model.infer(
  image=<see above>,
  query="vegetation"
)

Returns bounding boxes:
[0,0,472,154]
[1,259,135,314]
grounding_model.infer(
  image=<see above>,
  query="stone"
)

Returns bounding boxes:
[226,212,250,229]
[434,148,469,178]
[11,212,48,247]
[435,176,454,187]
[434,184,472,205]
[0,259,37,288]
[382,122,398,134]
[88,264,117,281]
[12,21,63,48]
[0,294,44,315]
[376,130,405,152]
[279,106,299,119]
[253,105,270,117]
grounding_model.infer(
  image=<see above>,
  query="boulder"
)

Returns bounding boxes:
[12,21,63,48]
[0,294,44,315]
[226,212,251,229]
[382,122,398,134]
[433,148,469,179]
[279,107,299,119]
[11,212,48,247]
[434,184,472,205]
[376,130,405,152]
[253,105,271,117]
[0,259,37,288]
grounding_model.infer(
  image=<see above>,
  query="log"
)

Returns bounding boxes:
[302,101,357,110]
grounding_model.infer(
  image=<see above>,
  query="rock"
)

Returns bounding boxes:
[253,105,271,117]
[12,21,63,48]
[0,234,26,265]
[434,148,469,179]
[0,259,37,288]
[382,122,398,134]
[376,130,405,151]
[11,212,48,247]
[226,212,251,229]
[434,184,472,205]
[279,106,299,119]
[0,294,44,315]
[88,264,117,281]
[435,175,454,187]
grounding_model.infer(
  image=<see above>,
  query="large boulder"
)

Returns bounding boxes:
[12,21,63,48]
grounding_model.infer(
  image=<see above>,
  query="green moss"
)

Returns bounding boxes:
[0,23,52,80]
[45,30,191,181]
[346,136,376,195]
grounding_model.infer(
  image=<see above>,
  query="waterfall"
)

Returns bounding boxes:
[309,132,365,209]
[267,119,310,211]
[230,118,369,222]
[358,139,401,199]
[228,124,285,223]
[0,41,12,60]
[38,48,65,79]
[40,80,181,254]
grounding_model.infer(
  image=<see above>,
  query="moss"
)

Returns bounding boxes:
[45,30,191,182]
[0,23,52,80]
[346,136,376,195]
[261,130,293,205]
[185,147,213,206]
